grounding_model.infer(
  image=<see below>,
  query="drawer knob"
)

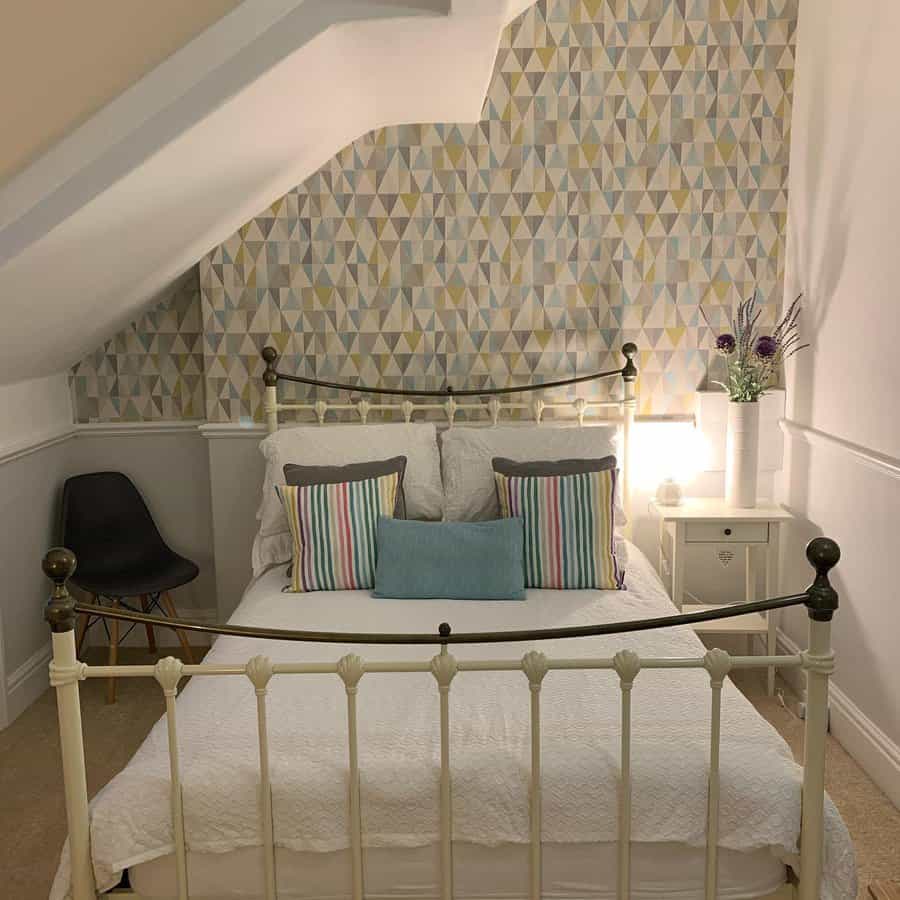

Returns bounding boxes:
[724,528,732,536]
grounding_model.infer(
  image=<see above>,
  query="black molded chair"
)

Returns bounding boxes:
[61,472,198,702]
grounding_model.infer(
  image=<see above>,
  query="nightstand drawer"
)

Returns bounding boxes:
[684,522,769,543]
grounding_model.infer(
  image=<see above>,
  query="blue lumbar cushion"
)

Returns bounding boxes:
[373,517,525,600]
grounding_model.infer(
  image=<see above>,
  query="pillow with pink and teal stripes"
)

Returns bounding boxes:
[277,472,400,592]
[494,469,624,590]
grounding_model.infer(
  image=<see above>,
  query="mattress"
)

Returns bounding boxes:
[50,544,856,900]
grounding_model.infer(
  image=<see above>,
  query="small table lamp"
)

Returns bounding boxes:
[655,476,684,506]
[634,421,708,506]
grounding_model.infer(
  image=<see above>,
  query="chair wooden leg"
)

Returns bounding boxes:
[161,591,195,664]
[75,611,90,658]
[107,599,120,704]
[140,594,157,653]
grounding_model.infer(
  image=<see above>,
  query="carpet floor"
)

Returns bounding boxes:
[1,648,897,899]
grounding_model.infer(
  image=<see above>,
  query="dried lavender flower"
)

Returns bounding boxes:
[754,335,778,359]
[703,290,808,402]
[716,333,737,355]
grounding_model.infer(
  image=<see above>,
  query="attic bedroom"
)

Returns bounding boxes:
[1,1,898,899]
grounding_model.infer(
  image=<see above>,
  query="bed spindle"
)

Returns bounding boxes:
[338,654,366,900]
[444,395,457,426]
[702,649,732,900]
[44,549,95,900]
[522,651,549,900]
[155,657,189,900]
[431,625,458,900]
[620,343,637,540]
[798,538,840,900]
[246,656,277,900]
[613,650,641,900]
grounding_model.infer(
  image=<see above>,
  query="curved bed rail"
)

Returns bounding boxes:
[43,538,839,646]
[67,589,810,645]
[261,342,639,400]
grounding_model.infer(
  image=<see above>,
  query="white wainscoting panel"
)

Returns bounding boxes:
[777,417,900,804]
[202,424,268,620]
[777,630,900,809]
[5,641,52,725]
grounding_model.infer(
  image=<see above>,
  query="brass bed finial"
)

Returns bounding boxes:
[804,536,841,621]
[621,342,638,381]
[261,345,279,387]
[43,547,77,633]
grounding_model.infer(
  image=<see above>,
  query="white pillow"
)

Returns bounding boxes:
[440,424,628,568]
[252,423,443,576]
[441,425,619,520]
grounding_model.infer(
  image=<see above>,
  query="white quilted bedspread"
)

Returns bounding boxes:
[51,546,856,899]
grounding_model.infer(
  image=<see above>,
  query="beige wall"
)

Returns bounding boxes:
[778,0,900,799]
[0,0,240,182]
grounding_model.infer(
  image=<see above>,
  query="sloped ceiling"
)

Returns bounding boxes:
[0,0,536,385]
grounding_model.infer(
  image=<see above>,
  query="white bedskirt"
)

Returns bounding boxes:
[51,545,856,900]
[130,841,786,899]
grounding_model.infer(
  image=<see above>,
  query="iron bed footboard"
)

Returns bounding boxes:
[43,537,841,900]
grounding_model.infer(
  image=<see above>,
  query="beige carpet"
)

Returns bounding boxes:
[1,649,897,900]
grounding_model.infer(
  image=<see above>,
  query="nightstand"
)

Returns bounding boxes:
[651,498,794,695]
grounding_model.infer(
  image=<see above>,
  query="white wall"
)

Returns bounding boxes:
[0,373,72,454]
[0,414,218,727]
[0,375,74,726]
[778,0,900,804]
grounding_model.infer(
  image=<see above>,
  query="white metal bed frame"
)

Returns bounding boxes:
[44,344,842,900]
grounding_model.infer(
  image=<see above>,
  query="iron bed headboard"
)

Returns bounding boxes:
[260,341,640,526]
[260,342,638,400]
[260,341,639,431]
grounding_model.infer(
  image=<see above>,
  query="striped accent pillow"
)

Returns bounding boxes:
[494,469,623,590]
[277,472,400,592]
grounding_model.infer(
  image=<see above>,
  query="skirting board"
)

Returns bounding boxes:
[5,641,51,726]
[777,630,900,809]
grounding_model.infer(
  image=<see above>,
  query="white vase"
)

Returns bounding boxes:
[725,400,760,508]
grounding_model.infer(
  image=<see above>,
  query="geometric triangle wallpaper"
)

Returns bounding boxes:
[73,0,798,422]
[70,272,205,422]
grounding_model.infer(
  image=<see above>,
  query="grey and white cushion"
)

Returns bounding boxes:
[252,424,442,576]
[491,456,616,479]
[441,425,620,521]
[284,456,408,519]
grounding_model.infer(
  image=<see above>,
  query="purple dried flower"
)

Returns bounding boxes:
[755,335,778,359]
[715,333,736,355]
